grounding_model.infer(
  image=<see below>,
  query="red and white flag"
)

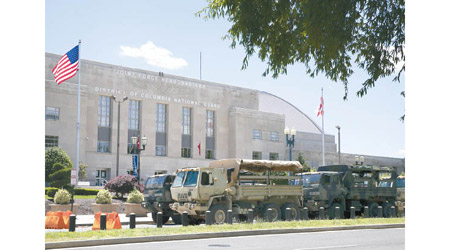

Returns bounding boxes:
[198,142,201,156]
[52,45,79,84]
[316,96,324,117]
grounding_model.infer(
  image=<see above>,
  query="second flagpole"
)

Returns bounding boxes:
[321,87,325,166]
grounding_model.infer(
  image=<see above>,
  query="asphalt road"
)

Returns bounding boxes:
[54,228,405,250]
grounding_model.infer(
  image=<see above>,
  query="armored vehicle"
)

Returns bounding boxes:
[299,165,398,218]
[395,176,405,216]
[141,174,182,224]
[170,159,303,224]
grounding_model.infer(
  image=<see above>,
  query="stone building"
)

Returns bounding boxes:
[45,53,404,186]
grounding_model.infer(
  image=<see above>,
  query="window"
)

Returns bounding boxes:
[201,172,214,185]
[128,100,140,130]
[252,151,262,160]
[97,96,112,153]
[184,171,199,187]
[206,110,214,137]
[45,135,58,148]
[181,147,191,158]
[269,131,279,141]
[269,152,279,160]
[172,172,186,187]
[45,107,60,120]
[206,149,215,159]
[253,129,262,140]
[156,145,166,156]
[156,104,166,133]
[182,107,191,135]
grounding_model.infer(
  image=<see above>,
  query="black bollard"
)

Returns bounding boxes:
[247,209,254,223]
[226,210,233,224]
[364,206,369,218]
[129,213,136,229]
[157,212,163,228]
[378,206,383,218]
[303,207,309,220]
[68,214,76,232]
[319,207,325,220]
[182,211,188,226]
[391,206,396,218]
[350,207,355,219]
[100,214,107,230]
[299,208,303,221]
[334,207,340,219]
[285,208,292,221]
[205,210,212,225]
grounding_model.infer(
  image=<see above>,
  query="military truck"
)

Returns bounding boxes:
[169,159,303,224]
[141,174,182,224]
[395,176,405,216]
[299,165,398,219]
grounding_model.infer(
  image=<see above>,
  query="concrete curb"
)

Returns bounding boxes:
[46,223,404,249]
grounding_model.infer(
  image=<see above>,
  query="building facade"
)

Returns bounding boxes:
[45,53,405,185]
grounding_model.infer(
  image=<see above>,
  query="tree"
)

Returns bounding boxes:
[45,147,73,183]
[48,162,71,189]
[199,0,405,100]
[296,152,311,172]
[78,163,88,181]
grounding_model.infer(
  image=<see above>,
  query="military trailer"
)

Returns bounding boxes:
[169,159,303,224]
[299,165,398,219]
[141,174,182,224]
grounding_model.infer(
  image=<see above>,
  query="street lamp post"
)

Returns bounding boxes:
[336,125,341,164]
[112,95,128,178]
[284,126,296,161]
[131,135,147,182]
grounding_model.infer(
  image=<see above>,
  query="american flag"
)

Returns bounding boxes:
[52,45,79,84]
[316,96,324,117]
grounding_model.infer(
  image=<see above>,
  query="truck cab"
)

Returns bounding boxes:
[141,174,182,224]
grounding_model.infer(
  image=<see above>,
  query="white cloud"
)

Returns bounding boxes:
[120,41,188,70]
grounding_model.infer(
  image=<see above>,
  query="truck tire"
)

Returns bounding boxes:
[262,203,281,222]
[171,213,182,225]
[210,204,227,224]
[369,202,379,217]
[328,202,344,219]
[382,202,394,218]
[151,212,170,224]
[281,203,300,220]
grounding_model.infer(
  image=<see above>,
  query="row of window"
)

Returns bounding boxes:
[252,129,279,141]
[252,151,279,160]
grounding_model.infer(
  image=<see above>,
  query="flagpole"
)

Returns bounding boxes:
[321,87,325,166]
[75,40,81,190]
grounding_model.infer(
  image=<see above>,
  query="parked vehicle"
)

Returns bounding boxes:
[394,176,405,216]
[169,159,303,224]
[298,165,398,218]
[141,174,182,224]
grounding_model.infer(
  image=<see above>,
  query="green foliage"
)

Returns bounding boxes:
[46,187,59,198]
[78,163,88,181]
[46,188,99,197]
[45,147,73,183]
[49,163,71,188]
[296,152,311,172]
[199,0,405,100]
[96,189,112,204]
[126,189,144,204]
[54,189,71,205]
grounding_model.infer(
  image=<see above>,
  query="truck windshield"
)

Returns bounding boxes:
[145,176,166,189]
[302,174,321,188]
[172,172,186,188]
[184,171,199,187]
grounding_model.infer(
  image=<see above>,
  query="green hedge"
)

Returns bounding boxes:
[45,187,100,198]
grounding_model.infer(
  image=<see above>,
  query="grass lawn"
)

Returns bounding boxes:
[45,217,404,243]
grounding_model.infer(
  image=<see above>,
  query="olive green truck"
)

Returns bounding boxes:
[169,159,303,224]
[299,165,399,219]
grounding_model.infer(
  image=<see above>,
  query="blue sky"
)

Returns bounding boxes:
[45,0,405,158]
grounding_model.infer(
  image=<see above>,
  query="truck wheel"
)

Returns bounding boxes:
[369,202,379,217]
[210,204,227,224]
[263,203,281,222]
[171,213,182,225]
[281,203,300,220]
[382,202,394,218]
[151,212,170,224]
[328,202,344,219]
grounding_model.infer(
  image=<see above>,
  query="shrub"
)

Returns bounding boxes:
[49,162,71,188]
[105,175,144,198]
[54,189,71,204]
[78,163,88,181]
[74,188,99,196]
[96,189,112,204]
[127,189,144,204]
[46,187,59,198]
[45,147,73,183]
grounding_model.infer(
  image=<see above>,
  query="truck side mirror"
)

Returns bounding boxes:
[209,173,214,185]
